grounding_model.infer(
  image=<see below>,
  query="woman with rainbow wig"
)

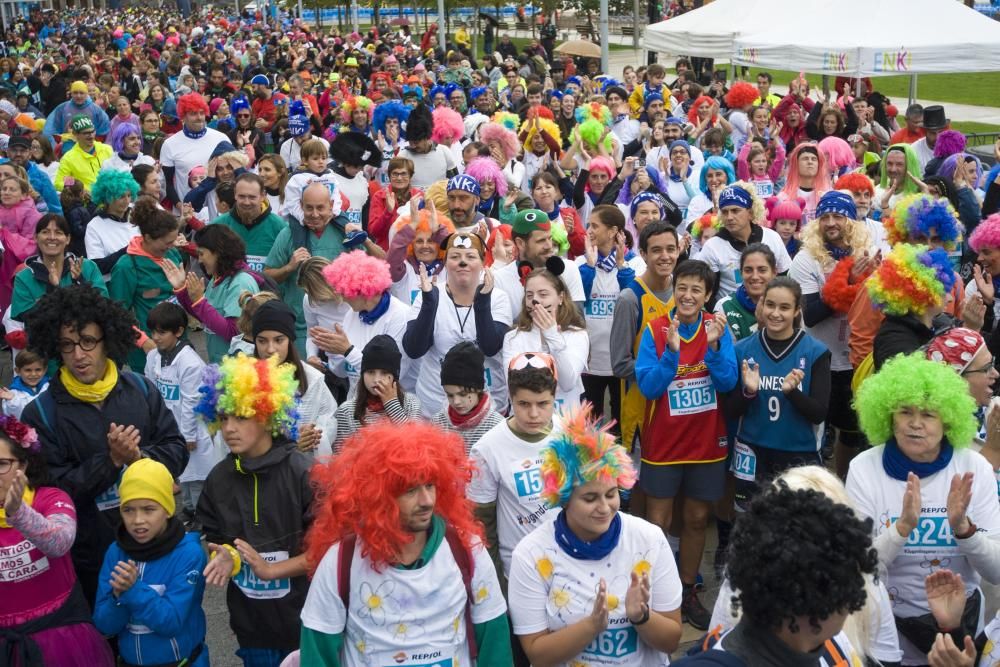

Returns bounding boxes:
[869,243,956,371]
[507,404,683,665]
[337,95,373,136]
[195,353,315,665]
[847,353,1000,665]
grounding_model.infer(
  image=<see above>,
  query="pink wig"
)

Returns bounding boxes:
[464,157,508,197]
[431,106,465,145]
[765,196,805,229]
[479,122,520,162]
[818,136,857,173]
[322,250,392,299]
[687,95,718,126]
[781,144,832,209]
[588,156,616,180]
[933,130,966,159]
[968,213,1000,253]
[177,92,210,117]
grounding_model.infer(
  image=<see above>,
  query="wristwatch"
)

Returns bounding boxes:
[629,604,650,626]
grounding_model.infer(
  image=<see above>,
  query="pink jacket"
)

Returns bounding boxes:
[1,197,41,241]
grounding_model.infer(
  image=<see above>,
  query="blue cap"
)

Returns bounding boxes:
[288,114,310,137]
[250,74,270,87]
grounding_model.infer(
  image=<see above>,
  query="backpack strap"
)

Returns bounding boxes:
[337,534,357,612]
[34,386,56,437]
[443,525,478,660]
[124,371,151,398]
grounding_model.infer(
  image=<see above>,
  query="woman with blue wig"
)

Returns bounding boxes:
[100,122,156,173]
[683,155,736,227]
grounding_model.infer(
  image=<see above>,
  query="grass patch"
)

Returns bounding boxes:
[951,121,1000,135]
[742,67,1000,108]
[478,35,630,59]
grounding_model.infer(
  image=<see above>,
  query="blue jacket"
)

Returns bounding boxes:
[93,531,209,667]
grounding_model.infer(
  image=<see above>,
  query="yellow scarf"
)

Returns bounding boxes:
[60,359,119,403]
[0,487,36,528]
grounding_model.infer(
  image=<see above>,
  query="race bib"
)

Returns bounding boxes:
[345,361,358,379]
[582,625,639,662]
[155,380,180,402]
[376,650,455,667]
[246,255,266,273]
[731,441,757,481]
[585,298,615,319]
[347,209,363,225]
[754,181,773,198]
[128,584,166,634]
[667,375,717,416]
[896,514,956,554]
[510,458,543,502]
[96,482,122,512]
[0,540,50,583]
[234,550,291,599]
[484,367,493,389]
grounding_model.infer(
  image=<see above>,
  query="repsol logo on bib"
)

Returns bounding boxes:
[392,650,444,663]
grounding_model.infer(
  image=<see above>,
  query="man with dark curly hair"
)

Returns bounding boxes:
[19,284,188,608]
[674,484,878,666]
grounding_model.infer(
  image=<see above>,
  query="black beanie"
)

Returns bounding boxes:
[361,335,402,378]
[440,341,485,391]
[251,300,297,341]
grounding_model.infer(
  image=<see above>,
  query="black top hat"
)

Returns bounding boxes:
[922,105,949,131]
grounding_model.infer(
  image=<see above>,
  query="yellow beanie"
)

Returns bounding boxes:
[119,459,176,516]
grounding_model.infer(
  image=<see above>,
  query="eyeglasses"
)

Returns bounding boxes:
[963,357,996,376]
[57,335,103,354]
[389,171,410,179]
[508,351,558,380]
[0,458,18,474]
[236,113,250,118]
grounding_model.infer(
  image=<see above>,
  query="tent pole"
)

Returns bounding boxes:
[908,74,917,107]
[822,75,829,99]
[599,0,609,75]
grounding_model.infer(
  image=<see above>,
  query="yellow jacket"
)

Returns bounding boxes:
[55,141,113,192]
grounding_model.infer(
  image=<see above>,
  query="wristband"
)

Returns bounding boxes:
[210,544,243,578]
[629,604,650,626]
[954,519,977,540]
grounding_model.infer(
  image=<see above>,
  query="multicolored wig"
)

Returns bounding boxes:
[464,156,508,198]
[520,116,562,154]
[968,213,1000,253]
[109,121,141,153]
[490,111,521,133]
[882,193,963,249]
[699,156,736,197]
[574,102,612,128]
[339,95,374,126]
[431,105,465,145]
[389,208,455,257]
[322,249,392,299]
[540,403,637,507]
[304,421,483,572]
[866,243,954,317]
[834,173,875,196]
[724,81,758,110]
[91,167,139,206]
[195,353,300,438]
[690,212,721,240]
[855,353,976,447]
[372,100,411,138]
[478,122,519,162]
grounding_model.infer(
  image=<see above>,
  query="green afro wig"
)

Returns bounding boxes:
[91,168,140,207]
[577,118,614,154]
[855,353,976,447]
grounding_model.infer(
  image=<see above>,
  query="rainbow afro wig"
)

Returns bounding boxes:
[91,168,139,207]
[866,243,954,317]
[195,354,300,438]
[479,122,520,162]
[690,212,722,240]
[520,116,561,154]
[490,111,521,132]
[540,403,637,507]
[464,156,508,198]
[968,213,1000,253]
[855,353,975,447]
[339,95,374,125]
[431,105,465,145]
[883,193,963,249]
[322,250,392,299]
[574,102,612,127]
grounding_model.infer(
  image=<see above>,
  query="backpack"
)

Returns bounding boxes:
[336,525,478,659]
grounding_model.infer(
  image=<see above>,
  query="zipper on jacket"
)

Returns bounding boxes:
[252,472,259,526]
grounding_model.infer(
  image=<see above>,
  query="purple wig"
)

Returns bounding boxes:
[109,121,142,153]
[933,130,967,159]
[938,153,983,188]
[616,166,670,206]
[464,157,508,197]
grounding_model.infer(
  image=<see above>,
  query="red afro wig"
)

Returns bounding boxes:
[322,250,392,299]
[431,105,465,146]
[725,81,758,110]
[177,92,210,117]
[304,421,483,573]
[835,172,875,196]
[687,95,719,126]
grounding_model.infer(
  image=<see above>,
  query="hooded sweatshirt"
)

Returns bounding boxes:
[2,196,42,241]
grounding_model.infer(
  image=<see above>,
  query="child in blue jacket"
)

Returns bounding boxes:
[93,459,209,667]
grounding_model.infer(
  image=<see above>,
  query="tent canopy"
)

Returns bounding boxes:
[644,0,1000,75]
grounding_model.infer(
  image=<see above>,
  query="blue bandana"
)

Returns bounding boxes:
[882,436,954,481]
[554,509,622,561]
[816,190,858,220]
[448,173,481,197]
[630,191,664,221]
[359,291,391,325]
[719,185,753,210]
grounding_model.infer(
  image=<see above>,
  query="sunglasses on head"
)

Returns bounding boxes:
[508,351,558,380]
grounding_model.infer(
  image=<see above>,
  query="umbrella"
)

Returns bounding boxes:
[554,39,601,58]
[478,11,499,26]
[390,17,409,26]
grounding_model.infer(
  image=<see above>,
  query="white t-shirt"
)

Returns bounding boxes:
[301,531,507,667]
[159,127,229,205]
[789,250,857,372]
[864,217,892,255]
[302,296,353,361]
[695,226,792,299]
[85,215,138,262]
[399,145,456,190]
[467,419,556,575]
[327,295,411,396]
[280,135,329,172]
[493,259,586,321]
[576,258,627,376]
[333,171,369,227]
[502,326,589,409]
[847,446,1000,663]
[508,512,683,667]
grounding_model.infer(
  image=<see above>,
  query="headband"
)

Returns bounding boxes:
[447,173,481,197]
[815,191,857,220]
[443,232,485,258]
[719,185,753,210]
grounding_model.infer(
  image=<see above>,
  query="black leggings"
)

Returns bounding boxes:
[582,374,621,433]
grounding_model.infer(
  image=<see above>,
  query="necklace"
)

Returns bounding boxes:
[451,296,474,334]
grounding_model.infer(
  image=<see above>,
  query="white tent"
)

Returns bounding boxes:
[732,0,1000,76]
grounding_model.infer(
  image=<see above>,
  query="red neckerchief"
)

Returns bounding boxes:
[448,392,491,430]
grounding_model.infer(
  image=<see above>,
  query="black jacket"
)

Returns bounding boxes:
[21,371,188,578]
[873,313,948,370]
[196,441,314,651]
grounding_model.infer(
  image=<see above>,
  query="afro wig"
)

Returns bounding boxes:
[176,92,210,117]
[431,105,465,145]
[968,213,1000,253]
[388,208,455,253]
[725,81,759,110]
[91,167,140,207]
[577,118,614,155]
[728,482,877,633]
[463,156,508,198]
[867,243,954,317]
[322,249,392,299]
[479,122,520,163]
[690,212,722,239]
[883,193,963,250]
[932,129,967,159]
[834,172,875,196]
[540,403,636,507]
[24,284,138,366]
[855,353,976,447]
[305,420,483,572]
[339,95,374,126]
[195,353,300,439]
[490,111,521,133]
[109,121,141,153]
[573,102,612,127]
[405,102,433,143]
[520,116,562,154]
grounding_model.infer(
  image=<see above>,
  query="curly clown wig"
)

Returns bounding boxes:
[431,105,465,145]
[176,92,210,117]
[932,129,967,160]
[479,122,520,163]
[339,95,374,126]
[372,100,411,139]
[834,172,875,196]
[464,157,508,198]
[883,193,963,250]
[866,243,955,317]
[577,118,614,155]
[490,111,521,133]
[540,403,637,507]
[725,81,759,110]
[969,213,1000,253]
[195,353,300,439]
[389,209,456,255]
[690,212,722,240]
[322,250,392,299]
[24,284,138,366]
[574,102,613,128]
[855,353,976,447]
[304,420,483,573]
[520,116,562,154]
[91,168,140,207]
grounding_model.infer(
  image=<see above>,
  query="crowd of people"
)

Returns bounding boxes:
[1,3,1000,667]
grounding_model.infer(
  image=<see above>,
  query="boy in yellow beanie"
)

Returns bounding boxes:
[93,459,209,666]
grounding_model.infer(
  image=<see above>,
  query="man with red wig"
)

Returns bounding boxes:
[160,92,230,212]
[836,172,890,254]
[300,421,513,665]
